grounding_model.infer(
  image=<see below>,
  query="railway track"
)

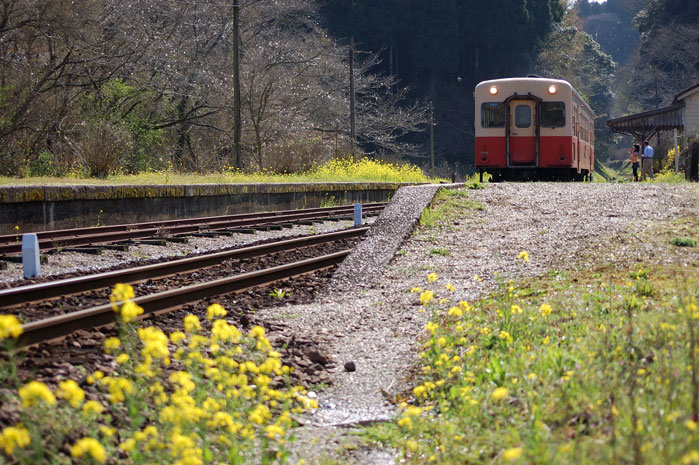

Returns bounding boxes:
[7,227,367,348]
[0,203,385,255]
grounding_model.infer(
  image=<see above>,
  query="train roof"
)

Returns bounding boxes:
[475,77,595,118]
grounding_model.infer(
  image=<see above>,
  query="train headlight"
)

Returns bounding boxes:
[548,85,557,95]
[489,86,498,96]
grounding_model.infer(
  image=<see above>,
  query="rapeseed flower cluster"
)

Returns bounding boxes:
[70,437,106,463]
[0,314,23,340]
[18,381,56,407]
[0,284,317,464]
[0,426,30,455]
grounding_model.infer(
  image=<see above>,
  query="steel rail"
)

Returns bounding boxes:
[0,206,382,255]
[0,227,368,309]
[0,203,386,244]
[17,250,349,348]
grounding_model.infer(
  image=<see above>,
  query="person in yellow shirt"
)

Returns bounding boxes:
[628,143,640,181]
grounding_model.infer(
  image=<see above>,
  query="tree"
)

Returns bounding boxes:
[534,8,617,158]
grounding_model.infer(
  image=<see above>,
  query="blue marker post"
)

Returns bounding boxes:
[22,233,41,278]
[353,203,362,227]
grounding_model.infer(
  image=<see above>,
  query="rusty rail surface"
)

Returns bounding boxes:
[0,227,368,309]
[17,250,349,347]
[0,203,385,249]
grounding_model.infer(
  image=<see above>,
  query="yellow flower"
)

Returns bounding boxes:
[445,282,455,292]
[681,450,699,464]
[138,326,170,363]
[212,319,242,343]
[503,447,523,461]
[419,290,434,305]
[58,379,85,407]
[250,325,266,338]
[0,314,23,339]
[183,314,202,333]
[265,424,285,439]
[427,273,438,283]
[686,420,698,431]
[110,283,135,305]
[410,287,422,293]
[539,304,552,317]
[0,426,31,455]
[458,300,473,312]
[425,322,438,334]
[169,331,186,343]
[70,437,106,463]
[103,337,121,354]
[116,353,129,364]
[98,426,116,437]
[82,400,104,415]
[517,251,529,262]
[448,306,462,317]
[207,303,227,320]
[118,301,144,323]
[499,331,513,343]
[19,381,56,407]
[119,438,136,452]
[491,387,508,401]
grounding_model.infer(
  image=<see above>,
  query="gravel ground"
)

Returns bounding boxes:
[0,218,366,284]
[255,182,698,464]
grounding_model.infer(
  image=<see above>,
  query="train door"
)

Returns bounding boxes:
[508,100,537,165]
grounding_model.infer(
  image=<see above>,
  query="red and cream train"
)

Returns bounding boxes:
[474,76,595,181]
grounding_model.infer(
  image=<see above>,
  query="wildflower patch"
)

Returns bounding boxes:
[0,284,318,464]
[367,256,699,464]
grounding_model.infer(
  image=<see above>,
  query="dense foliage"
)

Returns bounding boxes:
[321,0,565,168]
[0,0,427,178]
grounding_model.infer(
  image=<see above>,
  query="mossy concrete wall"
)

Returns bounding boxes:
[0,183,406,234]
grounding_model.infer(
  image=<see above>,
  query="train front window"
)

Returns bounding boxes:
[481,102,505,128]
[515,105,531,128]
[541,102,565,127]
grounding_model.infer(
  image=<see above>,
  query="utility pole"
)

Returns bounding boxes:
[233,0,242,168]
[349,36,357,157]
[430,100,435,175]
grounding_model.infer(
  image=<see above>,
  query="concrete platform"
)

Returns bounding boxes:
[0,182,411,234]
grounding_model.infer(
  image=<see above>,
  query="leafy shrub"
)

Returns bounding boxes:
[77,120,133,178]
[262,137,331,174]
[671,237,696,247]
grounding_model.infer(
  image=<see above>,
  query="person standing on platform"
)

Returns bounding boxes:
[641,141,654,181]
[628,143,640,181]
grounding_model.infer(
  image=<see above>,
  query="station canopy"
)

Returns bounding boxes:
[607,102,684,141]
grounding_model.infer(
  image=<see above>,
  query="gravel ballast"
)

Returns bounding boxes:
[255,182,698,464]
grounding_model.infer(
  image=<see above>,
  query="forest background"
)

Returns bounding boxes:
[0,0,697,179]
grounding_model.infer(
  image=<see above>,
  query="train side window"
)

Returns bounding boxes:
[481,102,505,128]
[514,105,531,128]
[541,102,565,127]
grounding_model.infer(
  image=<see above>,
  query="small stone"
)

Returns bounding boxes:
[307,350,330,365]
[344,361,356,372]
